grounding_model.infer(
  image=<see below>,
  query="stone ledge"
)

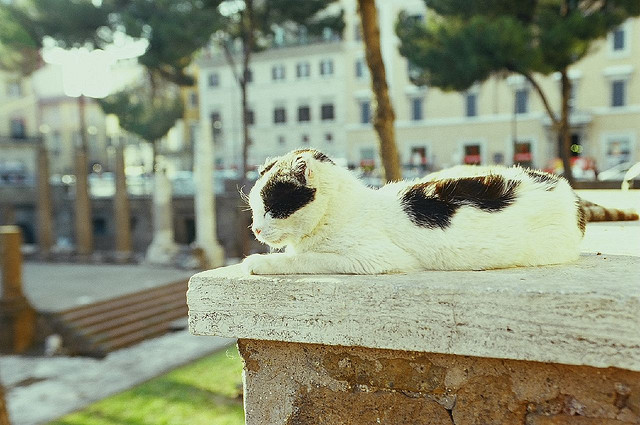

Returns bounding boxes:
[187,254,640,371]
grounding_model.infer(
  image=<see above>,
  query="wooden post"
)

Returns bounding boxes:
[0,226,36,354]
[0,372,10,425]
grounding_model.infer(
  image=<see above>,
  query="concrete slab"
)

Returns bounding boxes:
[189,253,640,372]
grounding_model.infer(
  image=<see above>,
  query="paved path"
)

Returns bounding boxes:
[19,263,194,312]
[0,332,234,425]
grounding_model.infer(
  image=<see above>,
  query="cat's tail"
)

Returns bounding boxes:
[579,198,639,222]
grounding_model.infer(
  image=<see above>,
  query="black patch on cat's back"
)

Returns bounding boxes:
[435,175,520,212]
[260,179,316,219]
[401,184,458,229]
[401,175,520,229]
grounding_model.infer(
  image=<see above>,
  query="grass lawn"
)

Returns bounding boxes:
[48,346,245,425]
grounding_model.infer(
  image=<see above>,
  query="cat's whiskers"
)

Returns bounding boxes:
[237,185,250,205]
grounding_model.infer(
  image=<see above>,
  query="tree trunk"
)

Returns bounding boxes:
[357,0,401,183]
[559,70,575,186]
[238,0,254,257]
[0,377,10,425]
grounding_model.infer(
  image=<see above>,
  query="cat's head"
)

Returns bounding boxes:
[247,149,335,248]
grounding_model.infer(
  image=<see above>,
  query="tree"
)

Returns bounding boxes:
[98,80,184,169]
[397,0,640,185]
[357,0,401,182]
[214,0,344,178]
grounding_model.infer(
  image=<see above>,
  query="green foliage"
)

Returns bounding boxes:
[397,0,640,91]
[48,347,244,425]
[0,0,113,74]
[112,0,224,86]
[98,80,184,144]
[0,6,40,74]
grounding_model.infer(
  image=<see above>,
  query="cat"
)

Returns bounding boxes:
[241,148,638,275]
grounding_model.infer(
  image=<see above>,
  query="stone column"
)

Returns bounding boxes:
[36,144,54,258]
[0,226,36,354]
[193,116,224,268]
[74,95,92,257]
[145,169,178,265]
[113,141,132,262]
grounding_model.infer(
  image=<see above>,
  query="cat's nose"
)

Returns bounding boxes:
[253,226,262,235]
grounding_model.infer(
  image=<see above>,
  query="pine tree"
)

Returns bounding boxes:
[397,0,640,185]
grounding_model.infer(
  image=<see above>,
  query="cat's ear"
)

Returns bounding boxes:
[259,158,277,177]
[292,155,312,185]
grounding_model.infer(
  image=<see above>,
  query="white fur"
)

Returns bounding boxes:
[242,150,583,274]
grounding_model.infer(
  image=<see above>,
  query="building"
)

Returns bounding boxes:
[0,70,40,182]
[198,37,351,169]
[198,0,639,176]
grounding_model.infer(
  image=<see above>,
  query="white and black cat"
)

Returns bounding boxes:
[241,148,637,274]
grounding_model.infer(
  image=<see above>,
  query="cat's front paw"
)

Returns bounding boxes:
[241,254,278,275]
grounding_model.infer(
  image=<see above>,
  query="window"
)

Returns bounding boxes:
[360,147,375,170]
[296,62,310,78]
[274,107,286,124]
[9,118,26,139]
[355,59,366,79]
[93,217,107,236]
[463,144,481,165]
[324,133,333,144]
[410,147,428,170]
[320,59,334,76]
[613,27,625,51]
[297,105,311,122]
[322,27,338,41]
[360,100,371,124]
[513,141,533,168]
[210,112,222,141]
[189,92,198,108]
[301,134,310,144]
[272,65,285,81]
[411,97,423,121]
[321,103,335,121]
[6,81,22,97]
[278,135,286,145]
[354,23,362,41]
[465,93,477,117]
[208,73,219,87]
[189,123,198,147]
[611,80,626,107]
[515,88,529,114]
[274,26,285,46]
[246,109,255,126]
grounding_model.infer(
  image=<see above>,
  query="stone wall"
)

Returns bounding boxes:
[239,339,640,425]
[0,185,263,258]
